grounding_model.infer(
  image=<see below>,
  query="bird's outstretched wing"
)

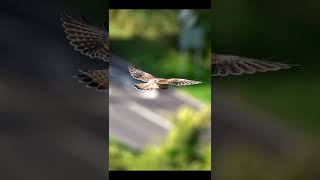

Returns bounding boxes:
[128,66,155,82]
[158,78,202,86]
[212,53,292,76]
[74,69,108,91]
[60,12,109,62]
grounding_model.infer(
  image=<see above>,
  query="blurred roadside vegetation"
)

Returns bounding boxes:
[109,10,211,104]
[109,106,211,170]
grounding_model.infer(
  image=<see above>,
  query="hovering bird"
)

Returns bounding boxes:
[60,12,108,92]
[128,66,202,91]
[212,53,294,76]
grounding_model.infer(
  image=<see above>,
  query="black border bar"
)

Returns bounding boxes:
[110,0,211,9]
[110,171,211,179]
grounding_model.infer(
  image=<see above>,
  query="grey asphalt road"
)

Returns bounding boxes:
[109,54,207,150]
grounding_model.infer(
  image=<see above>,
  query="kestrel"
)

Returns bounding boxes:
[60,12,108,92]
[128,66,202,91]
[212,53,294,76]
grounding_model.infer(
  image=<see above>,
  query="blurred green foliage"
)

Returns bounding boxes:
[110,10,178,39]
[213,0,320,137]
[213,0,320,179]
[109,106,211,170]
[110,10,211,104]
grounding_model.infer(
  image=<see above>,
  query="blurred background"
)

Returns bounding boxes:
[108,10,211,170]
[3,0,320,177]
[0,0,108,179]
[213,0,320,179]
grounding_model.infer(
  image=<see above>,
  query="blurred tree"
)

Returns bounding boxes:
[109,106,211,170]
[109,10,178,39]
[109,10,211,66]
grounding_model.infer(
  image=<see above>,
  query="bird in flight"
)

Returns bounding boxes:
[212,53,294,76]
[60,12,108,92]
[128,66,202,91]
